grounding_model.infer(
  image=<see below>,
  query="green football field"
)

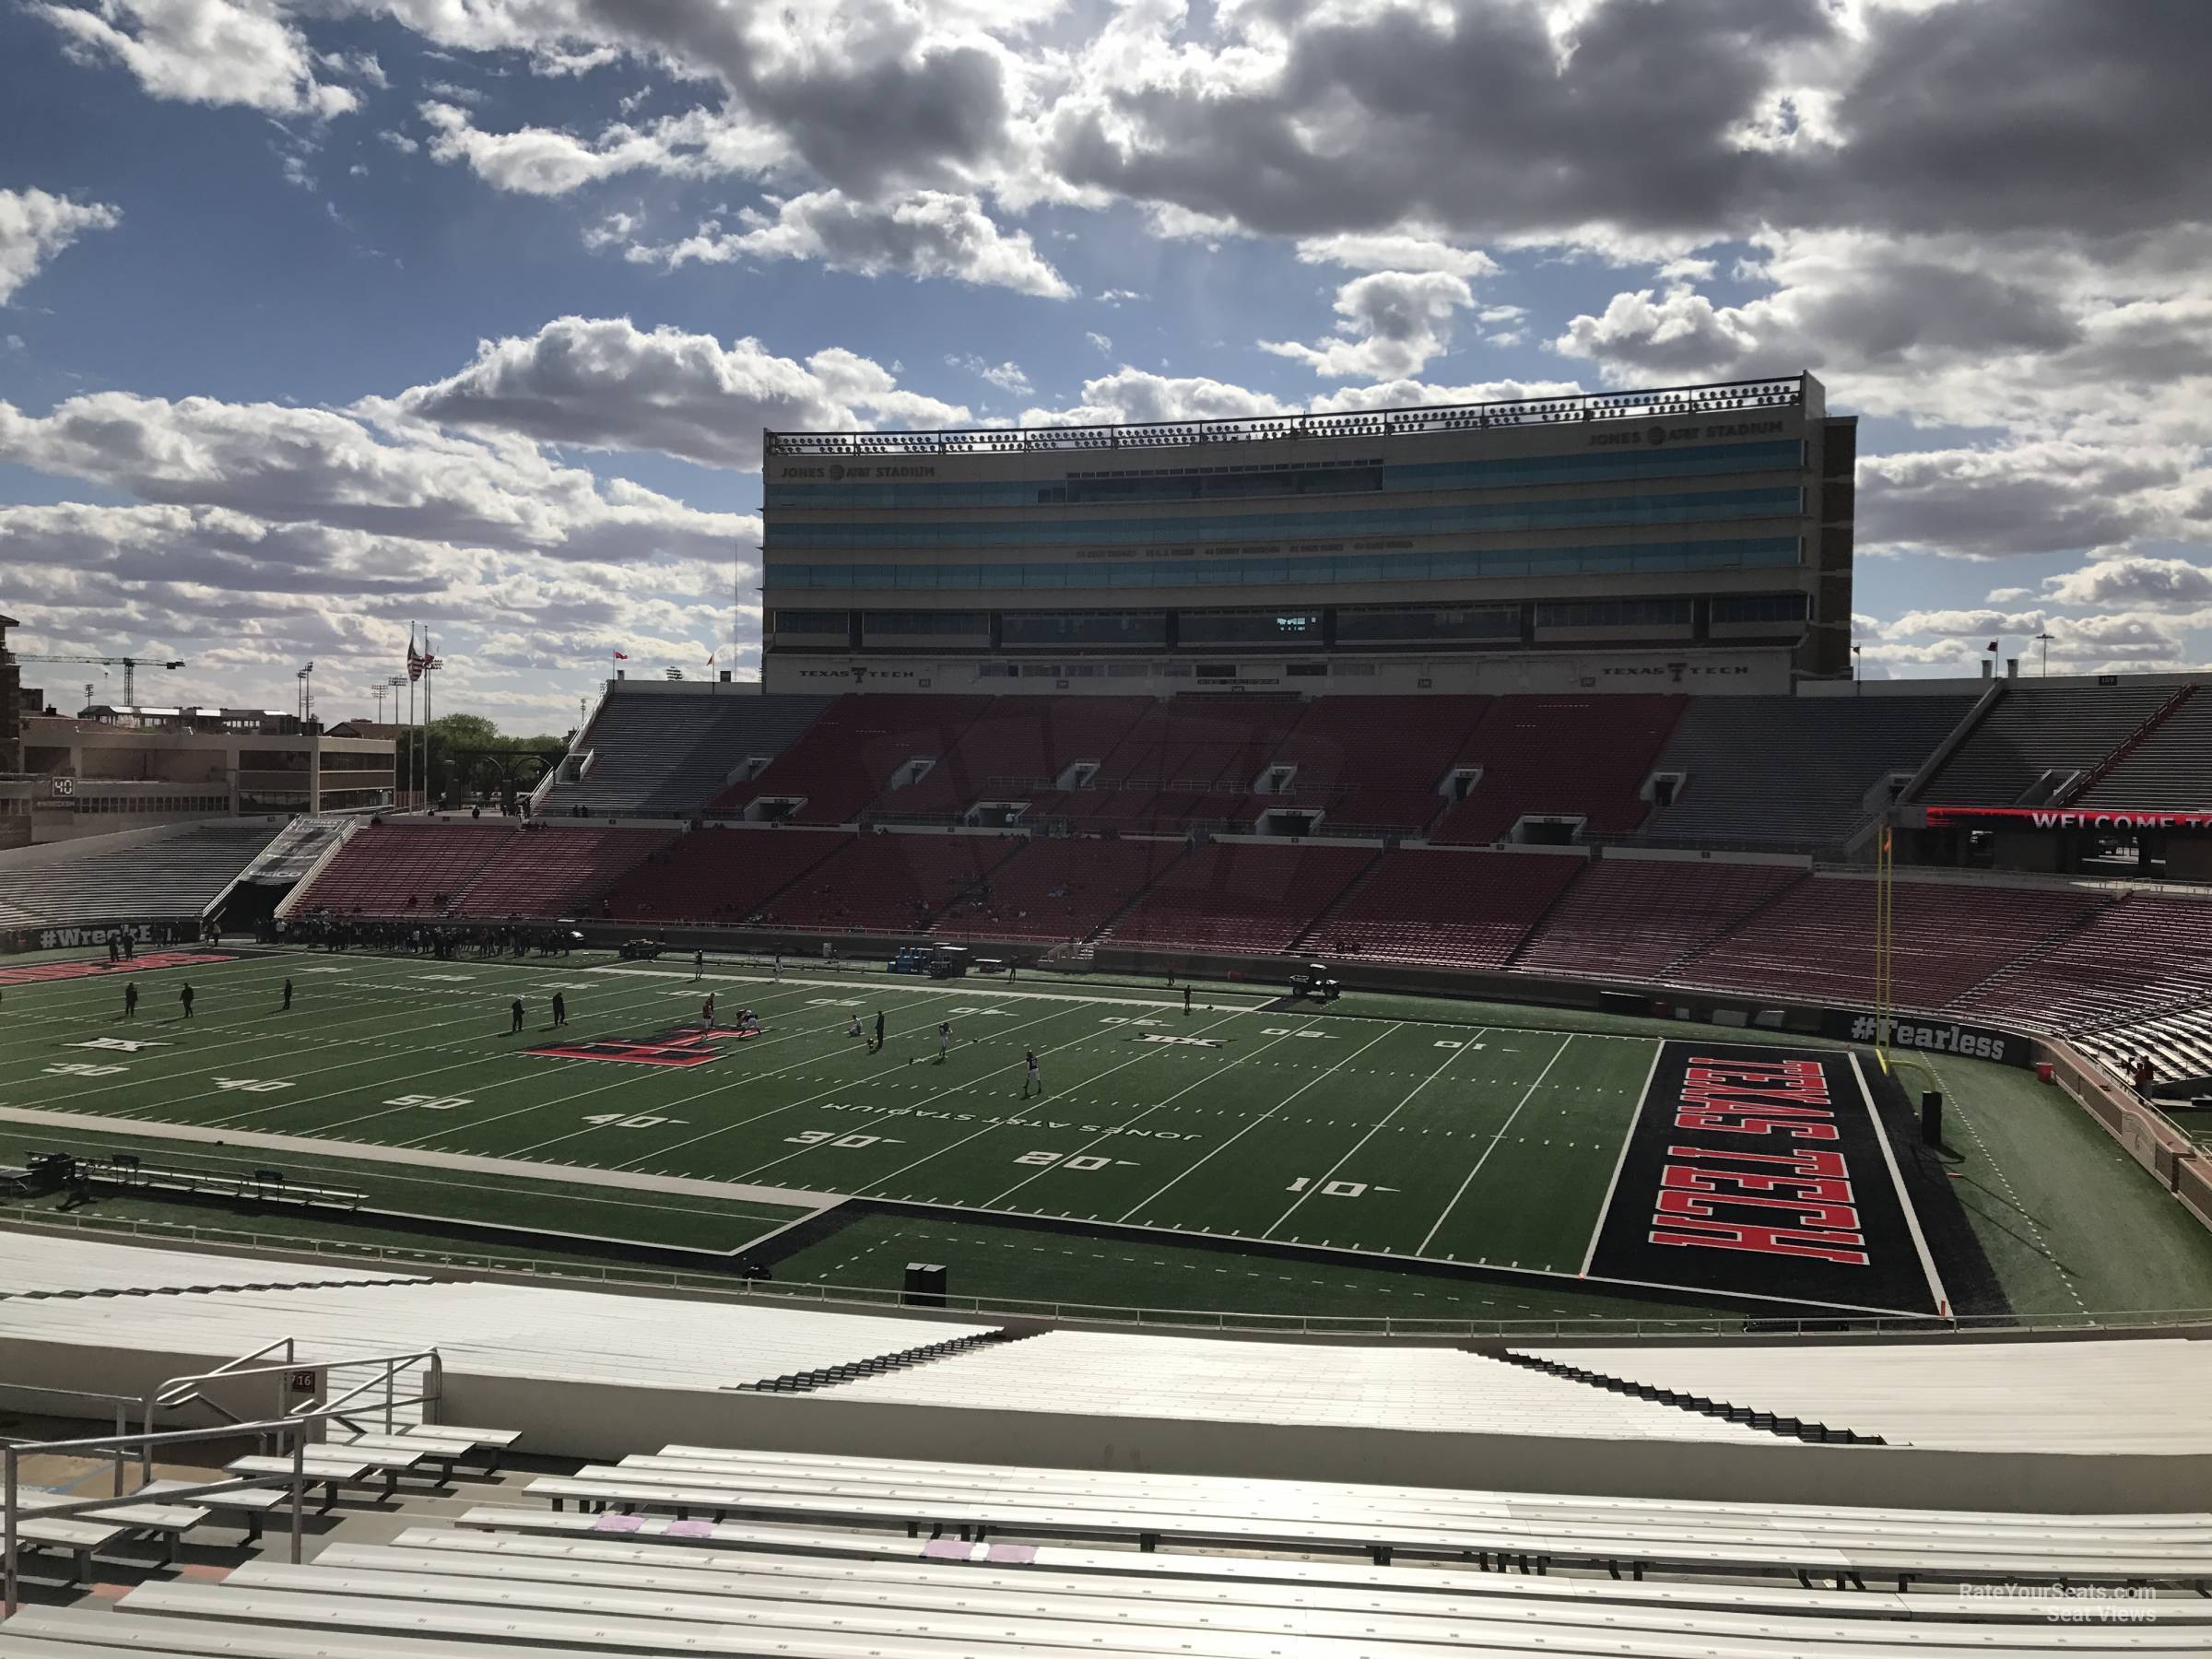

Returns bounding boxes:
[5,943,2211,1328]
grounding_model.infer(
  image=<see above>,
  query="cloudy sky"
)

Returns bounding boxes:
[2,0,2206,730]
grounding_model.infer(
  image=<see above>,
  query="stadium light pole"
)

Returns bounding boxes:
[2036,630,2055,677]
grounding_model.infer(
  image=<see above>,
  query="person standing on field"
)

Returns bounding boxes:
[179,983,194,1020]
[282,978,293,1012]
[1022,1048,1041,1098]
[873,1009,885,1052]
[702,992,716,1030]
[510,997,524,1033]
[693,948,704,981]
[123,982,138,1020]
[936,1020,951,1064]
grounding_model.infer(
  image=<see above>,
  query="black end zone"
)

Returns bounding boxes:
[1586,1039,1948,1319]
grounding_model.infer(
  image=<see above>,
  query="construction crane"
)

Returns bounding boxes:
[11,654,185,706]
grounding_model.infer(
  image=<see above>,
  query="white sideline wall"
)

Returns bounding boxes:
[436,1369,2212,1517]
[11,1334,2210,1514]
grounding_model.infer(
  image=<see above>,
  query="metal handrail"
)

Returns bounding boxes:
[141,1349,441,1481]
[5,1416,314,1617]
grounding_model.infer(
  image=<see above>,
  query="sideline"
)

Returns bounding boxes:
[0,1106,841,1213]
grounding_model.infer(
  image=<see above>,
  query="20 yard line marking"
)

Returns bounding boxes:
[1417,1032,1573,1257]
[1263,1030,1488,1241]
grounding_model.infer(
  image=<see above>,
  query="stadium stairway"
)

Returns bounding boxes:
[2077,683,2212,808]
[1497,1352,1887,1446]
[735,1327,1030,1394]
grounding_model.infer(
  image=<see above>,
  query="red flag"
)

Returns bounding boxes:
[406,632,424,683]
[612,649,629,661]
[1985,641,1997,652]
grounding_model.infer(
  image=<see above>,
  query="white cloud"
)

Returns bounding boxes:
[947,354,1032,396]
[2041,554,2212,609]
[1295,232,1498,278]
[1085,330,1112,359]
[34,0,356,118]
[632,190,1072,299]
[1021,370,1297,428]
[398,315,971,469]
[1262,270,1477,382]
[0,188,121,305]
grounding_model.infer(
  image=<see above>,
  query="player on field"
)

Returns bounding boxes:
[701,992,716,1030]
[123,982,138,1019]
[509,997,524,1033]
[873,1009,885,1052]
[936,1020,951,1063]
[848,1012,863,1040]
[178,983,194,1020]
[1183,985,1192,1016]
[693,948,704,981]
[772,950,782,982]
[551,991,567,1027]
[282,978,293,1012]
[1022,1048,1041,1098]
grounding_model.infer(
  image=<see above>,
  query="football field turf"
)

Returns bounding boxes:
[5,943,2211,1327]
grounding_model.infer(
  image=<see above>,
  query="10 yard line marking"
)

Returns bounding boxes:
[1416,1032,1573,1257]
[1116,1023,1396,1224]
[1262,1030,1488,1241]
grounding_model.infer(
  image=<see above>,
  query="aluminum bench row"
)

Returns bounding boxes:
[520,1457,2212,1585]
[359,1529,2212,1641]
[8,1547,2210,1659]
[447,1505,2212,1625]
[636,1443,2212,1539]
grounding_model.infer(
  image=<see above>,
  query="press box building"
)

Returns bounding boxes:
[759,373,1854,698]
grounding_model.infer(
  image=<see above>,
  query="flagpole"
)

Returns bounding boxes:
[424,631,435,810]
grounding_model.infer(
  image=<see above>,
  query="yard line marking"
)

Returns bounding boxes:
[724,1006,1175,1183]
[1852,1049,1952,1320]
[855,1007,1253,1197]
[1262,1029,1489,1241]
[1579,1037,1664,1276]
[979,1017,1324,1209]
[1,957,653,1123]
[312,977,839,1141]
[505,989,1068,1165]
[1115,1023,1396,1223]
[1418,1033,1573,1258]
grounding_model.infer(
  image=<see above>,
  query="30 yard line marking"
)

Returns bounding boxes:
[1263,1030,1487,1240]
[1115,1022,1396,1223]
[1417,1032,1573,1257]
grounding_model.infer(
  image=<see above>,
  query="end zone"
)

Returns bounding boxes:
[1584,1039,1948,1318]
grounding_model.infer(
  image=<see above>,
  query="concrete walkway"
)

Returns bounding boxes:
[0,1106,841,1213]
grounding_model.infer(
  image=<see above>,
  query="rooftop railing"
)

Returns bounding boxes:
[767,376,1809,457]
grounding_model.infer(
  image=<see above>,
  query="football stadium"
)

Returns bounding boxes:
[6,379,2212,1650]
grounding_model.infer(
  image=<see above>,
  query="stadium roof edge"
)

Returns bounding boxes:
[766,371,1826,457]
